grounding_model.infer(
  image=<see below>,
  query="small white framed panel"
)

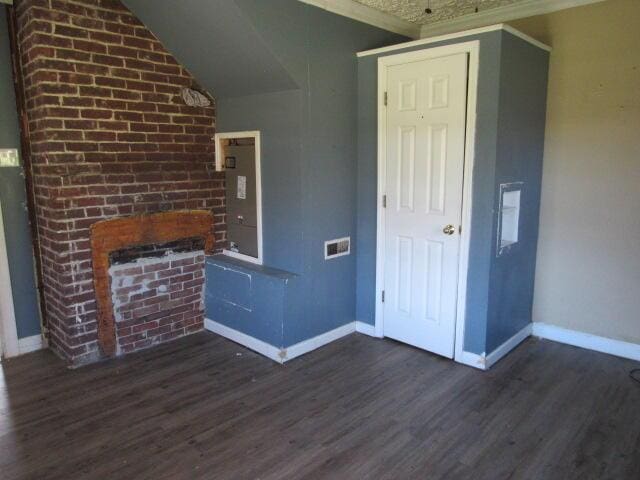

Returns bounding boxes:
[214,130,263,266]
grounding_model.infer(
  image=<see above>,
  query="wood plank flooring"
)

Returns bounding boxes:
[1,332,639,479]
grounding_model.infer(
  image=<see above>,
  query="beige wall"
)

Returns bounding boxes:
[509,0,640,344]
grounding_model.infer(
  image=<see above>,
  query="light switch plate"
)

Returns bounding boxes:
[0,149,19,167]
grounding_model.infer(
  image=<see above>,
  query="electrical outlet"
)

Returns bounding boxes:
[0,149,19,167]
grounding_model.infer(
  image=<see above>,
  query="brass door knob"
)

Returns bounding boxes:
[443,224,456,235]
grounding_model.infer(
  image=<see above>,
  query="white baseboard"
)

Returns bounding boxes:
[204,318,356,364]
[485,323,533,369]
[283,322,355,362]
[456,350,487,370]
[355,321,378,337]
[204,318,283,363]
[17,334,45,355]
[205,316,640,368]
[533,322,640,362]
[455,323,533,370]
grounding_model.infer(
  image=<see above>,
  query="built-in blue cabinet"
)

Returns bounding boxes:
[204,255,301,353]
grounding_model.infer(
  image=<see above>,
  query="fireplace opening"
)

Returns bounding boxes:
[109,245,206,355]
[109,237,206,265]
[91,211,215,357]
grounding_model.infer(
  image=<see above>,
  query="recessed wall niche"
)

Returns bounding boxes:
[497,182,523,257]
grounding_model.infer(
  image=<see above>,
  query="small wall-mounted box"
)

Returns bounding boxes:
[497,182,523,257]
[0,149,19,167]
[325,237,350,260]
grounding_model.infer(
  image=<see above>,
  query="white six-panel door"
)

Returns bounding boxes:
[382,53,468,358]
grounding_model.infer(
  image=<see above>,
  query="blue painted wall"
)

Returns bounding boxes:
[0,7,41,339]
[127,0,406,347]
[126,1,547,354]
[485,33,548,353]
[356,30,548,355]
[222,0,407,347]
[230,0,407,346]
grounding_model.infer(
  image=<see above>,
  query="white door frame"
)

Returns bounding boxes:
[0,198,20,358]
[375,41,479,363]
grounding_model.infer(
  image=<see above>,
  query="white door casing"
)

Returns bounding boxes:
[375,42,479,361]
[0,198,19,358]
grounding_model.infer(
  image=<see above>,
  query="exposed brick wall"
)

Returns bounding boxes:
[110,251,205,355]
[13,0,226,364]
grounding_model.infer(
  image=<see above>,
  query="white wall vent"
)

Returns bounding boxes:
[325,237,350,260]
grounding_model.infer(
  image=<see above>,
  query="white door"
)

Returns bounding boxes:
[382,53,468,358]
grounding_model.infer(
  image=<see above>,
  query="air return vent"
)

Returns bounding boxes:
[325,237,350,260]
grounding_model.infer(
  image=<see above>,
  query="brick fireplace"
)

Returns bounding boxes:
[11,0,226,365]
[91,210,214,356]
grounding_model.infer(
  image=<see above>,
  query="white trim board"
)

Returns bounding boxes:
[204,318,355,363]
[456,321,640,371]
[0,199,19,359]
[355,321,378,337]
[374,41,480,369]
[485,323,533,369]
[456,350,486,370]
[205,316,640,367]
[357,24,550,57]
[283,323,355,361]
[533,323,640,363]
[457,322,640,369]
[18,334,45,355]
[456,323,533,371]
[297,0,420,39]
[205,318,282,362]
[420,0,605,38]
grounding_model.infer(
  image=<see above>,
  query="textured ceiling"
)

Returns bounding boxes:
[354,0,524,25]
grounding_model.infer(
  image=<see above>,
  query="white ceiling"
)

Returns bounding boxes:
[353,0,524,25]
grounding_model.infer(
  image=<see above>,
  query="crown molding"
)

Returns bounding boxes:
[298,0,420,39]
[420,0,606,37]
[357,23,550,57]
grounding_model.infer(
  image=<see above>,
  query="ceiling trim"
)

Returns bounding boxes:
[298,0,420,38]
[357,23,551,57]
[420,0,606,37]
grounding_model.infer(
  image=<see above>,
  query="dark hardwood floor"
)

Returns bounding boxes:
[1,332,639,480]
